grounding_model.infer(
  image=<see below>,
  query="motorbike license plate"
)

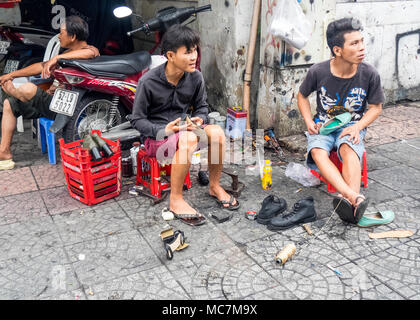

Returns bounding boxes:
[3,59,19,74]
[49,88,79,117]
[0,41,10,55]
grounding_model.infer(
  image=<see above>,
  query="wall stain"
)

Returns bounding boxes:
[395,29,420,88]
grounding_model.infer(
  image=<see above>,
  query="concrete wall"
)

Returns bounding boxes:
[336,0,420,103]
[127,0,258,124]
[257,0,420,137]
[258,0,336,136]
[128,0,420,137]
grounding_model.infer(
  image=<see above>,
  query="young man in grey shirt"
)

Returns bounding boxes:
[130,25,239,226]
[297,18,384,224]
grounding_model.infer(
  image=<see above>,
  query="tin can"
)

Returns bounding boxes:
[122,157,133,177]
[245,211,257,220]
[215,115,226,129]
[208,112,220,124]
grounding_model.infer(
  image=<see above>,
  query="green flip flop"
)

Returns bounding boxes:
[357,210,395,228]
[319,112,352,135]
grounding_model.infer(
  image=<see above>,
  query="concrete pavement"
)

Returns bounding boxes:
[0,101,419,300]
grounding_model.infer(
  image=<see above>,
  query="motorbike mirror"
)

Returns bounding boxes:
[113,6,133,18]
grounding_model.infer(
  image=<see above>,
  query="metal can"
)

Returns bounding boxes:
[245,211,257,220]
[122,157,133,177]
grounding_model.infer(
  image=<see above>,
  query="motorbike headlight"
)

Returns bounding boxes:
[64,75,85,84]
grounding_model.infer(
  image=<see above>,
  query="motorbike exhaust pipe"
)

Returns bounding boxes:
[101,128,141,142]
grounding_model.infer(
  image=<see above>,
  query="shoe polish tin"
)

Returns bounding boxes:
[245,211,257,220]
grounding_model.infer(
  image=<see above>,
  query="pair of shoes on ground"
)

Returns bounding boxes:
[330,194,394,227]
[0,159,15,170]
[257,195,317,231]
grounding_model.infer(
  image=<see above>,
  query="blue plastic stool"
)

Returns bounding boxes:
[39,117,56,164]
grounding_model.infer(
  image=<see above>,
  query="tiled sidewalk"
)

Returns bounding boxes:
[0,102,419,300]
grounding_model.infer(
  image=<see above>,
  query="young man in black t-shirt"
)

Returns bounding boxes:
[297,18,384,223]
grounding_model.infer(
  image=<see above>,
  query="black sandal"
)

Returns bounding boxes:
[332,195,356,223]
[353,195,369,223]
[210,194,240,211]
[170,210,207,226]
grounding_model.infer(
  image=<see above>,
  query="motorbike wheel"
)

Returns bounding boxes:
[62,93,127,143]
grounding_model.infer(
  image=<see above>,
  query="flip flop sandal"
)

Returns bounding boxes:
[357,210,395,228]
[332,195,356,223]
[210,194,240,211]
[0,159,15,170]
[353,195,369,223]
[170,210,207,227]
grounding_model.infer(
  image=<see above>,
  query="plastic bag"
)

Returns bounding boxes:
[268,0,312,49]
[285,162,320,187]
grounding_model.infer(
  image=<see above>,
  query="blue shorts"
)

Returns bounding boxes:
[305,122,366,171]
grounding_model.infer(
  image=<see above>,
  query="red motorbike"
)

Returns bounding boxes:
[50,4,211,144]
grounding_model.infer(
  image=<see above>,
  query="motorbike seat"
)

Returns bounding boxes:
[58,51,152,79]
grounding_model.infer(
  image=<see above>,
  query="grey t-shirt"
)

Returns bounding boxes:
[299,60,385,123]
[129,62,209,139]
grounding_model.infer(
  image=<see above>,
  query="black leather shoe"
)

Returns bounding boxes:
[198,170,209,186]
[256,195,287,225]
[267,196,317,231]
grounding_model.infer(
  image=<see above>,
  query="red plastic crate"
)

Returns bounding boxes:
[136,148,191,198]
[59,130,122,205]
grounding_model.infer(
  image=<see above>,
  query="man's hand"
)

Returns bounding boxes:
[0,73,14,86]
[339,123,361,144]
[306,120,321,135]
[41,56,58,79]
[165,118,189,136]
[187,116,203,130]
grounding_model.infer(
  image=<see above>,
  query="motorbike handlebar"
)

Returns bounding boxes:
[127,4,211,36]
[127,25,148,37]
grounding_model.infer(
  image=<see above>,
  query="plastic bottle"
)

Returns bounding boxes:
[82,134,102,162]
[261,159,272,190]
[130,141,141,173]
[91,132,114,158]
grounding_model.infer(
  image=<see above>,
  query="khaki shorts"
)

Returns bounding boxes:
[1,87,56,120]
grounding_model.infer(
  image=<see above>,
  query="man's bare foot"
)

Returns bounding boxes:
[347,192,364,208]
[209,185,237,208]
[169,197,199,218]
[0,150,13,161]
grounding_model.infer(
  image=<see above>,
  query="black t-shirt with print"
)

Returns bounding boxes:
[299,60,385,123]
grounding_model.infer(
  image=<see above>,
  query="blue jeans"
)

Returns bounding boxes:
[305,121,366,171]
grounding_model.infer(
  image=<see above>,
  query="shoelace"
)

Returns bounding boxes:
[282,203,301,220]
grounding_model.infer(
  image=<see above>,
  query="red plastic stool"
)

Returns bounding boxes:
[311,150,367,193]
[136,148,191,198]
